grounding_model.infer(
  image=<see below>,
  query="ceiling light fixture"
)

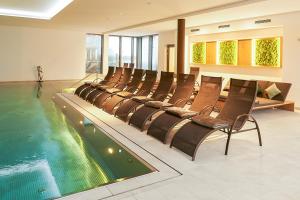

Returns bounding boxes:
[190,28,200,33]
[0,0,73,20]
[218,24,230,29]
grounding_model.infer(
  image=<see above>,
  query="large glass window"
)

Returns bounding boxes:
[108,36,120,67]
[142,37,149,69]
[85,34,102,73]
[133,38,137,66]
[152,35,159,70]
[121,37,132,66]
[108,35,158,70]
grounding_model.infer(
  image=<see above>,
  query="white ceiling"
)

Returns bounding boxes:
[0,0,73,19]
[114,0,300,36]
[0,0,299,35]
[0,0,248,32]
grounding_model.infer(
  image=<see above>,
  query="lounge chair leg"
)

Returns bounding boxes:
[225,130,232,155]
[250,116,262,146]
[255,122,262,146]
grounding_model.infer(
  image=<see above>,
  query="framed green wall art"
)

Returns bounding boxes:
[254,37,281,67]
[189,36,282,68]
[218,40,238,65]
[192,42,206,64]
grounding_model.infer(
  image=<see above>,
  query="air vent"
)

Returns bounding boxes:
[218,24,230,29]
[190,28,200,33]
[255,19,271,24]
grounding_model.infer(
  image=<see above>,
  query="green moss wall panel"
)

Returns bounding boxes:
[219,40,238,65]
[192,42,206,64]
[255,37,281,67]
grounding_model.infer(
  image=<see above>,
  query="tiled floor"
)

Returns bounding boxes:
[59,93,300,200]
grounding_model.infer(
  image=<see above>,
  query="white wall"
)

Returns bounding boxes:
[157,30,177,72]
[0,25,86,82]
[279,12,300,108]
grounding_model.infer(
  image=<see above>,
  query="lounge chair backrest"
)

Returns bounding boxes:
[99,66,115,84]
[105,67,123,87]
[126,69,145,92]
[151,71,174,101]
[136,70,157,96]
[168,73,195,107]
[190,67,200,81]
[123,63,129,68]
[217,79,257,131]
[114,67,133,89]
[190,75,222,112]
[129,63,135,68]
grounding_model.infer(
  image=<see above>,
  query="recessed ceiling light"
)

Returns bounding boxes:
[255,19,271,24]
[0,0,73,20]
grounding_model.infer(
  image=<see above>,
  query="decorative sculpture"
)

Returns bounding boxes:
[37,66,43,82]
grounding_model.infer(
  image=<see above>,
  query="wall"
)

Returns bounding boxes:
[157,30,177,73]
[0,25,86,82]
[279,12,300,108]
[188,27,283,82]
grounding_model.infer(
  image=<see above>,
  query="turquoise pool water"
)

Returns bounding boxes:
[0,82,153,200]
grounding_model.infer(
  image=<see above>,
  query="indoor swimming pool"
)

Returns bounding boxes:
[0,82,153,200]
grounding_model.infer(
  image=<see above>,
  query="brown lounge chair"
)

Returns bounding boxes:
[93,67,133,107]
[128,73,195,131]
[147,75,222,144]
[102,70,157,114]
[171,79,261,161]
[114,71,174,122]
[94,68,144,108]
[75,66,115,96]
[84,67,123,102]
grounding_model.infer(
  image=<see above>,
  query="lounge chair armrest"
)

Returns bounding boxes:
[231,114,256,131]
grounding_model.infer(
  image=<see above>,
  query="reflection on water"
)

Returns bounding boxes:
[0,82,152,200]
[35,81,43,98]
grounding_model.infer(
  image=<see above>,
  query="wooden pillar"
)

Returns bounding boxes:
[177,19,185,75]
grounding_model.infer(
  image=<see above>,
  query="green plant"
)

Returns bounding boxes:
[255,38,280,67]
[219,40,238,65]
[192,42,206,64]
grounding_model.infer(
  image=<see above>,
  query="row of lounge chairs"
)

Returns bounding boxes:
[74,66,262,161]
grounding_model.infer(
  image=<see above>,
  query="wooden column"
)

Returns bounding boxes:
[177,19,185,75]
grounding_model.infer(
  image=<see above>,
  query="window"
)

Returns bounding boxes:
[85,34,103,73]
[133,38,137,66]
[121,37,132,66]
[142,37,149,69]
[108,35,159,70]
[108,36,120,67]
[152,35,159,70]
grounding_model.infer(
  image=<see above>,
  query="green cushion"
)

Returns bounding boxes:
[265,83,281,99]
